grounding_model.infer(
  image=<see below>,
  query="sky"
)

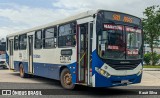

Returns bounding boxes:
[0,0,160,39]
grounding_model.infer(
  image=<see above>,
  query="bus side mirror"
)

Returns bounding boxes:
[93,14,96,18]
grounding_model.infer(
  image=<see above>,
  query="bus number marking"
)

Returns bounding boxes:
[113,14,133,23]
[60,56,71,63]
[123,16,133,23]
[113,14,121,21]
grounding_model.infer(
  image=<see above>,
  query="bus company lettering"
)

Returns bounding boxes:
[33,54,41,58]
[19,53,22,59]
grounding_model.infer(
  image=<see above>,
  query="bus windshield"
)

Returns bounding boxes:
[98,24,142,60]
[126,26,142,59]
[98,24,125,59]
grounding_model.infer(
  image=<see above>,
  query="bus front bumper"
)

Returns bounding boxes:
[93,73,142,87]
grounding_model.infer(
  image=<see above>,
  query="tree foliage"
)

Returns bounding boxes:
[144,52,160,65]
[143,5,160,65]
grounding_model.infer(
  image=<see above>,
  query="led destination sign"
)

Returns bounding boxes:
[103,24,123,30]
[113,14,133,23]
[103,11,141,25]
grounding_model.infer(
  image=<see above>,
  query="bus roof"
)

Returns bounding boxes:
[7,10,97,37]
[6,9,141,37]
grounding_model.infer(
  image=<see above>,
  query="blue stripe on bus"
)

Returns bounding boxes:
[13,61,77,83]
[91,49,104,75]
[33,62,60,80]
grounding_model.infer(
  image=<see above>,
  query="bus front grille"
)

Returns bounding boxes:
[109,64,139,70]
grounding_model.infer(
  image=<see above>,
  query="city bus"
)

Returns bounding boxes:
[6,9,143,89]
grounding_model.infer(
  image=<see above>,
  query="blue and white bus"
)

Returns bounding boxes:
[6,9,143,89]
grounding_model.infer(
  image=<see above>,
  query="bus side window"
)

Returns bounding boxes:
[19,34,27,50]
[58,22,76,47]
[54,27,57,47]
[43,27,56,48]
[14,36,19,50]
[35,30,42,49]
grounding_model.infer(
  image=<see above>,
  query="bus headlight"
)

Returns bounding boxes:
[95,67,111,78]
[137,69,143,76]
[100,69,105,75]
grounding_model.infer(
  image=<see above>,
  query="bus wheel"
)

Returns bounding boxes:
[19,64,27,78]
[60,68,75,89]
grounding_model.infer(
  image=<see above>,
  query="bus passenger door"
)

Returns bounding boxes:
[28,35,33,73]
[9,40,14,69]
[77,22,92,85]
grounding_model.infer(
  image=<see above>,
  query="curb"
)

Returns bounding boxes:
[143,68,160,71]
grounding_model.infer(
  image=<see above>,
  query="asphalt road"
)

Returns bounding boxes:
[0,69,160,98]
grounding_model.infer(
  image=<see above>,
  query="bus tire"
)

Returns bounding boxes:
[60,68,75,89]
[19,64,27,78]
